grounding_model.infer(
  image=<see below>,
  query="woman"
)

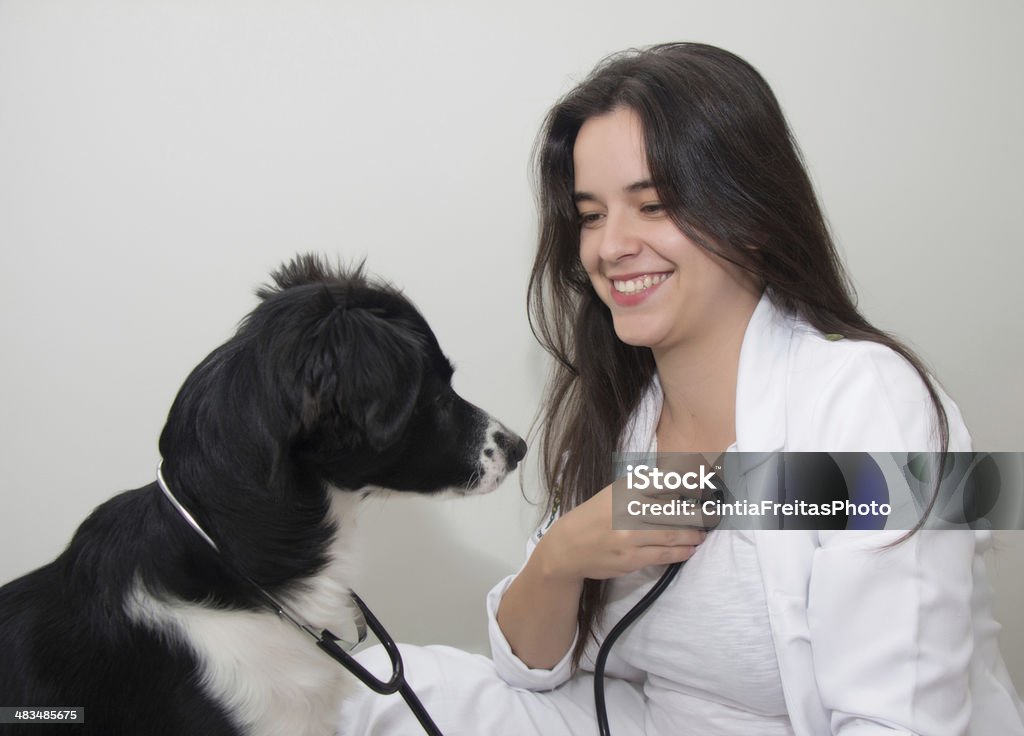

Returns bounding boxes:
[340,43,1023,735]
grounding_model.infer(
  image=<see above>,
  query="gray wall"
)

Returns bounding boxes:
[1,0,1021,693]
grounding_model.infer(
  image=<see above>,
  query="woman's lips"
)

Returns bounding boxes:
[608,272,671,306]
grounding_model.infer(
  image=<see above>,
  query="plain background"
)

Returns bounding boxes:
[1,0,1021,694]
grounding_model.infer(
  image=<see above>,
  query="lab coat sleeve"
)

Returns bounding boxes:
[802,344,976,734]
[485,527,579,691]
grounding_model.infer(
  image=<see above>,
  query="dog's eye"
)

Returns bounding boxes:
[415,391,451,417]
[434,391,454,409]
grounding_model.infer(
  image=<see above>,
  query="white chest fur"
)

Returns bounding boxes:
[125,492,361,736]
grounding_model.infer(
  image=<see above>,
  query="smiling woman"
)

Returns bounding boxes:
[340,41,1024,736]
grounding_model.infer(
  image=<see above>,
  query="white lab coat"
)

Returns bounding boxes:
[340,293,1024,735]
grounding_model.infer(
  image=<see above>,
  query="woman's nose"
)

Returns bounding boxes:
[598,210,643,261]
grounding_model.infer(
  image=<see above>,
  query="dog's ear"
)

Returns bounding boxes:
[298,306,425,453]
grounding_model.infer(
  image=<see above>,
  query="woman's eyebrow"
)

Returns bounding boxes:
[573,179,656,204]
[624,179,655,193]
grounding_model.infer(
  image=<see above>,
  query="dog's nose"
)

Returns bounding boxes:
[494,431,528,469]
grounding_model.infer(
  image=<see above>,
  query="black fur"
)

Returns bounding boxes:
[0,254,526,735]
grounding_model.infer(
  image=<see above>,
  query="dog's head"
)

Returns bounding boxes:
[159,254,525,499]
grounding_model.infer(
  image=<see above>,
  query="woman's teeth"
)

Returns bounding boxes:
[612,273,669,294]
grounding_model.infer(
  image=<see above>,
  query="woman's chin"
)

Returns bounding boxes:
[611,320,670,349]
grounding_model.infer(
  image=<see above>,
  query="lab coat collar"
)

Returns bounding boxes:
[734,290,794,471]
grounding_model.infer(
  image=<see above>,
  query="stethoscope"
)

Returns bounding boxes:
[156,463,445,736]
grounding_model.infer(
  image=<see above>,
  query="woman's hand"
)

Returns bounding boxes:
[497,483,705,670]
[536,483,706,583]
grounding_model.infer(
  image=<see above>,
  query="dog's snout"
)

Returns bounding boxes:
[471,421,528,494]
[494,430,528,468]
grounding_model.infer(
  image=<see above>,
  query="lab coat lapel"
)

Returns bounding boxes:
[752,530,828,736]
[734,291,790,465]
[736,294,829,735]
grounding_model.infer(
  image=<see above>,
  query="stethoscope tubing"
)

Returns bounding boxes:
[593,561,684,736]
[315,592,445,736]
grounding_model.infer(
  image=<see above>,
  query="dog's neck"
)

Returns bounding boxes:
[154,454,343,599]
[154,462,362,642]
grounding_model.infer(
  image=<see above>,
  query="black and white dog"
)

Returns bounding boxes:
[0,255,526,735]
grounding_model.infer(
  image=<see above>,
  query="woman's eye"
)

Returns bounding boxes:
[641,202,665,215]
[578,212,603,227]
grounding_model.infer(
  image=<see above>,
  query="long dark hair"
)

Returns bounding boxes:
[527,42,950,668]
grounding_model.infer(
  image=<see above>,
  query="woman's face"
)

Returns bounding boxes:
[574,106,759,353]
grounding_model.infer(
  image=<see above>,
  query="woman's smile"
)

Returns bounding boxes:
[608,271,672,305]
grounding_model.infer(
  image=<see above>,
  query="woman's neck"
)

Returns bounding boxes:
[653,294,759,453]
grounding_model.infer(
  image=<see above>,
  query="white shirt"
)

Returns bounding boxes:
[619,530,795,735]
